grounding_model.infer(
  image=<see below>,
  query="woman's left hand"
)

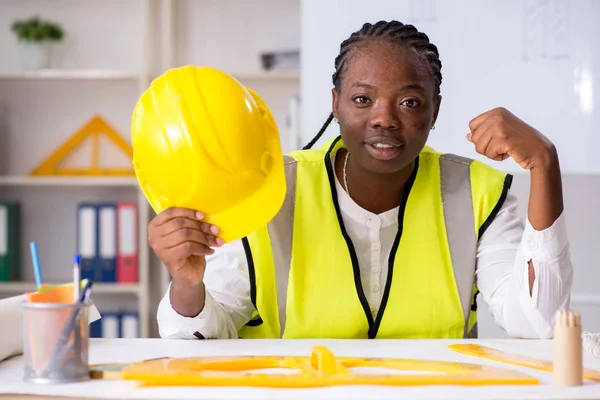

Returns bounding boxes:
[466,107,557,170]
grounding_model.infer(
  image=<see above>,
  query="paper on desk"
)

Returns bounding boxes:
[0,294,101,363]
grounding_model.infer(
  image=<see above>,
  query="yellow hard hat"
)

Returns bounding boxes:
[130,65,286,243]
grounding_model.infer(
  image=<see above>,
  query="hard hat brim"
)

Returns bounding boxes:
[203,151,287,243]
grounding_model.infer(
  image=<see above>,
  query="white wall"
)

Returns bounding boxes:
[300,0,600,174]
[301,0,600,337]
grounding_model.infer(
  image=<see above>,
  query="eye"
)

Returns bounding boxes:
[353,96,371,104]
[401,98,420,108]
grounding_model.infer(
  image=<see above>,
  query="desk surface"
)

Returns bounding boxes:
[0,338,599,400]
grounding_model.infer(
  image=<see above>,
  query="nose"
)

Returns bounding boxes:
[369,102,400,130]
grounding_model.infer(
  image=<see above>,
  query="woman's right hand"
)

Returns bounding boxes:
[148,207,223,287]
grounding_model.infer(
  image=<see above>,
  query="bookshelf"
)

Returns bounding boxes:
[0,0,300,338]
[0,176,138,187]
[232,70,300,81]
[0,0,152,338]
[0,70,140,80]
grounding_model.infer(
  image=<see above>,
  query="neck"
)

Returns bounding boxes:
[335,149,416,215]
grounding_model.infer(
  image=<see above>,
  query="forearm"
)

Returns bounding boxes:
[527,147,564,230]
[158,283,242,339]
[525,147,563,293]
[501,247,572,339]
[169,279,206,318]
[158,240,256,339]
[479,247,572,339]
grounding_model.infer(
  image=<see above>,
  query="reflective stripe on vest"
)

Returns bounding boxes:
[439,154,478,338]
[259,153,479,338]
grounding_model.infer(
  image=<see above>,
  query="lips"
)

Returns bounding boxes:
[363,135,403,161]
[364,136,403,147]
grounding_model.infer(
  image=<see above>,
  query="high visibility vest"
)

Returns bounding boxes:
[237,136,511,339]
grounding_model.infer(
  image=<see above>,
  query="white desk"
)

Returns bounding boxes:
[0,338,599,400]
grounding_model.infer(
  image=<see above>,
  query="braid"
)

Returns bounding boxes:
[302,112,333,150]
[334,20,442,95]
[303,20,442,149]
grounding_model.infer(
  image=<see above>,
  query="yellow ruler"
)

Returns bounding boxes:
[90,357,170,380]
[120,345,538,387]
[449,344,600,382]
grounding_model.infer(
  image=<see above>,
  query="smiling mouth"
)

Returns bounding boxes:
[363,137,404,161]
[370,143,397,149]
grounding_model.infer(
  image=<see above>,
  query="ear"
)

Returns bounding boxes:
[432,95,442,127]
[332,88,340,120]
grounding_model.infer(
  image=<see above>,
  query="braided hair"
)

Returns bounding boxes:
[303,20,442,150]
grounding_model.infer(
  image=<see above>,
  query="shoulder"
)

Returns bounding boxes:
[284,148,327,165]
[284,136,342,165]
[420,145,511,187]
[422,146,514,234]
[280,140,336,179]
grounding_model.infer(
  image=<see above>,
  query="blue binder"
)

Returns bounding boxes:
[90,318,103,338]
[76,203,99,282]
[97,203,117,282]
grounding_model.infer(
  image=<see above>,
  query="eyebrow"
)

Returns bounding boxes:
[351,82,375,89]
[350,82,426,91]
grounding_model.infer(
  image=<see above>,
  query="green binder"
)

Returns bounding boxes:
[0,202,21,282]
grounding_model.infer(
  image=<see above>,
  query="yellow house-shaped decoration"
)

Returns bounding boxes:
[30,115,134,176]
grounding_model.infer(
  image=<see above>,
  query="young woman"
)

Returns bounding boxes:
[151,20,572,340]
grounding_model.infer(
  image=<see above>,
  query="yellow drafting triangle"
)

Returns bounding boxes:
[118,345,538,387]
[30,115,134,176]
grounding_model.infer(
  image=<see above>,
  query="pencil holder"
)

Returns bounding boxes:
[22,301,90,384]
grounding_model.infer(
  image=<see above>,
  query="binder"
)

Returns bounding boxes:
[116,202,138,283]
[120,312,139,338]
[0,202,20,282]
[77,203,98,282]
[101,312,120,338]
[90,318,103,338]
[98,203,117,282]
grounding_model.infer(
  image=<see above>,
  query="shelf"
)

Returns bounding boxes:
[0,282,141,295]
[0,176,139,187]
[233,70,299,81]
[149,70,299,82]
[0,69,140,81]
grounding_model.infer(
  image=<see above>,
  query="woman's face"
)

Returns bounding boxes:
[333,38,441,174]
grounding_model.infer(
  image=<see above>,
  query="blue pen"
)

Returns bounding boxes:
[73,255,81,302]
[29,242,43,288]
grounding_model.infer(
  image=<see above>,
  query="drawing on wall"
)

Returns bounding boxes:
[523,0,569,61]
[409,0,437,23]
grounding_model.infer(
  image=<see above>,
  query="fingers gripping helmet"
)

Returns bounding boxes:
[131,66,286,243]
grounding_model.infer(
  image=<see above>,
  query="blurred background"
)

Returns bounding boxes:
[0,0,598,339]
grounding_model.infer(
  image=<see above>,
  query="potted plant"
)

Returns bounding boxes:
[10,15,64,70]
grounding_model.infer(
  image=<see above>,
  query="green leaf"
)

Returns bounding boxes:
[9,15,64,41]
